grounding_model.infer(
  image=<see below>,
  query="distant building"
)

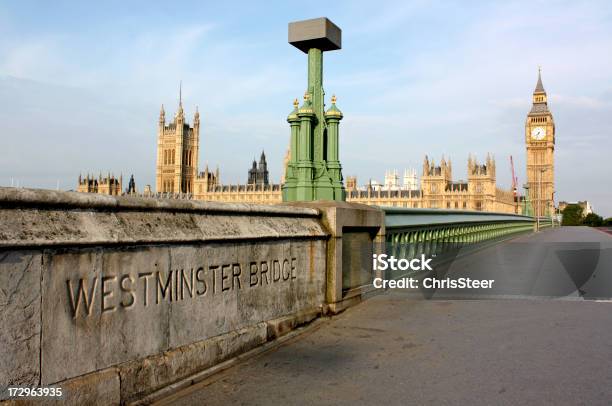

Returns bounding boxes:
[194,165,220,195]
[345,176,358,191]
[125,174,136,195]
[248,151,270,185]
[384,170,400,191]
[525,69,556,217]
[155,92,200,194]
[403,169,418,191]
[345,155,516,212]
[346,169,419,193]
[77,173,122,195]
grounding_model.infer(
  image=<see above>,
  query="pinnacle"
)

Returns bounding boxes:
[534,68,545,93]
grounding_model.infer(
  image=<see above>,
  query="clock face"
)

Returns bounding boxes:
[531,126,546,140]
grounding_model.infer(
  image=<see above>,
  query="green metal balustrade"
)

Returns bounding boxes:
[383,208,540,263]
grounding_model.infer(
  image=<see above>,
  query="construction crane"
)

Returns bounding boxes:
[510,155,520,214]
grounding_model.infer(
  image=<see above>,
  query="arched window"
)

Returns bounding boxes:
[172,150,175,164]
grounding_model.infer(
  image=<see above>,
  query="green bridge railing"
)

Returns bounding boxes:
[382,208,539,264]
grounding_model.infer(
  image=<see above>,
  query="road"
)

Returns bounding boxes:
[156,227,612,406]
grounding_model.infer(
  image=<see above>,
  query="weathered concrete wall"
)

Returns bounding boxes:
[0,188,328,404]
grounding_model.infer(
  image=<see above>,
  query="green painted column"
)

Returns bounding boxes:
[308,48,324,164]
[325,95,345,199]
[283,18,346,202]
[295,96,315,201]
[283,100,300,195]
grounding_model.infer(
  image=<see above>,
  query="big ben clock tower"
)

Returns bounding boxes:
[526,68,555,217]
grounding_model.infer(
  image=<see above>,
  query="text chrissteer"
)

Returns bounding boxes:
[373,277,494,289]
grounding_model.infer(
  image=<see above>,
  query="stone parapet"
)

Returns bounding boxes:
[286,201,386,313]
[0,187,328,405]
[0,188,321,248]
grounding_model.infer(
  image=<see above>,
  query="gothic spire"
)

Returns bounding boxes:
[529,67,550,114]
[534,67,545,94]
[176,81,184,119]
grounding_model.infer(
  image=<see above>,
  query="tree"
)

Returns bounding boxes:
[561,204,584,226]
[583,213,604,227]
[603,218,612,226]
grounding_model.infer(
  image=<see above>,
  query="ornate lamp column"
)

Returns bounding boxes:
[282,17,346,202]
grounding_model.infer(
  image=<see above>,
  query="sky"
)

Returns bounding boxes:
[0,0,611,216]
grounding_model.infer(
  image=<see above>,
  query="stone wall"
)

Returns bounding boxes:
[0,188,330,404]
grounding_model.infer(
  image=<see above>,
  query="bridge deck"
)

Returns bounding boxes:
[156,227,612,406]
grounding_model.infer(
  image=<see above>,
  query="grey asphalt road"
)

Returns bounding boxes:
[156,227,612,406]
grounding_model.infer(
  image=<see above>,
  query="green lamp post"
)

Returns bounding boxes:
[282,17,346,202]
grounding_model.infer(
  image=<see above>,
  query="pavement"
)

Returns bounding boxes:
[155,227,612,406]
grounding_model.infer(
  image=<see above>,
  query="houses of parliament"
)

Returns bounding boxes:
[78,71,555,216]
